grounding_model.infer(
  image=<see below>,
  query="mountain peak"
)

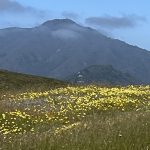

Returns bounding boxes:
[42,19,77,27]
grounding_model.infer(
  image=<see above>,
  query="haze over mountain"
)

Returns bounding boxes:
[0,19,150,83]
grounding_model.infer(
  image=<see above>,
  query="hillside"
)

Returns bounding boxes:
[1,85,150,149]
[0,70,66,91]
[0,19,150,83]
[66,65,140,85]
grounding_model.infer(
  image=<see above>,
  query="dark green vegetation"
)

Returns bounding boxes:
[66,65,141,85]
[0,70,66,91]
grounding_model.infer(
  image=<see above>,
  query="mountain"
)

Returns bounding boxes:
[66,65,140,85]
[0,19,150,83]
[0,70,66,91]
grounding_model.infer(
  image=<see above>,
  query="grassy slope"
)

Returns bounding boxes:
[1,111,150,150]
[0,85,150,149]
[0,70,67,91]
[0,70,149,149]
[24,112,150,150]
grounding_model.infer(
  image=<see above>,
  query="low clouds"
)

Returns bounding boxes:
[0,0,49,28]
[0,0,31,13]
[52,29,80,39]
[0,1,147,32]
[0,0,45,16]
[85,15,146,30]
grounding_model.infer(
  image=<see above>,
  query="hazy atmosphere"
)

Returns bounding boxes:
[1,1,150,149]
[0,0,149,50]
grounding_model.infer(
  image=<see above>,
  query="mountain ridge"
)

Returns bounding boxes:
[42,19,77,26]
[0,19,150,83]
[66,65,141,85]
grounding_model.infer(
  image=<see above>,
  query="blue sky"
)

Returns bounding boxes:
[0,0,149,50]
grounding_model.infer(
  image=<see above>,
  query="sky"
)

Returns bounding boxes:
[0,0,149,50]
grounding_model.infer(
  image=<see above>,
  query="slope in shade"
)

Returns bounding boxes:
[0,70,66,91]
[66,65,141,85]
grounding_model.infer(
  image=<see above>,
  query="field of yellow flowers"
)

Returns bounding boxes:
[0,85,150,149]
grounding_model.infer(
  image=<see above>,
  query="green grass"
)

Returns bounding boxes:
[0,69,67,92]
[0,70,150,150]
[1,111,150,150]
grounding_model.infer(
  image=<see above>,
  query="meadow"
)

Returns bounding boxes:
[0,85,150,149]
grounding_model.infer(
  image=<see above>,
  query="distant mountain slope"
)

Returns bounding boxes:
[66,65,141,85]
[0,19,150,83]
[0,70,66,91]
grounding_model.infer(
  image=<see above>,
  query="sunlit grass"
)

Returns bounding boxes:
[0,85,150,149]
